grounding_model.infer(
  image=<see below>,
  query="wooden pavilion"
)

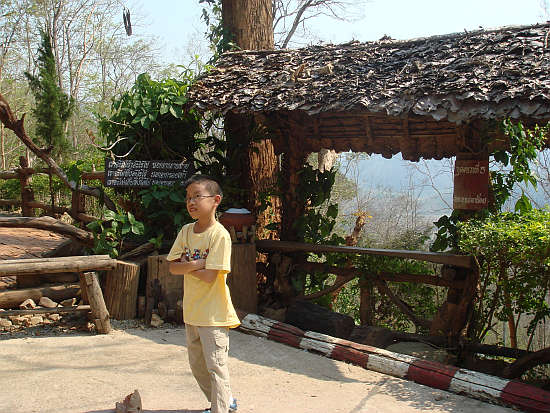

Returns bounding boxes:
[189,22,550,240]
[185,23,550,338]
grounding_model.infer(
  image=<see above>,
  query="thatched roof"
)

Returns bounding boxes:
[189,23,550,160]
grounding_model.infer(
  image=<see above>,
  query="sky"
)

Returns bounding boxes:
[126,0,549,215]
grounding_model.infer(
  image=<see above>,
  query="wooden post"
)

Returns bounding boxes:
[71,190,86,219]
[227,243,257,313]
[103,260,140,320]
[79,272,89,304]
[82,271,111,334]
[17,161,34,217]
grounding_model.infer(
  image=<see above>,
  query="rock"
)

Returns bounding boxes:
[29,316,43,326]
[48,314,61,322]
[20,298,37,310]
[348,326,397,348]
[60,298,77,307]
[0,318,12,328]
[39,297,58,308]
[285,300,355,339]
[115,389,142,413]
[9,316,27,325]
[42,318,53,325]
[150,313,164,328]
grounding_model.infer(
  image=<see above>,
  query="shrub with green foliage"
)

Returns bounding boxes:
[98,73,202,161]
[458,209,550,347]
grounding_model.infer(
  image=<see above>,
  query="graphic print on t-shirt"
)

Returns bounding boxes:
[184,247,209,260]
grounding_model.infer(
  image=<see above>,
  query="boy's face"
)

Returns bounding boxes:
[186,182,221,220]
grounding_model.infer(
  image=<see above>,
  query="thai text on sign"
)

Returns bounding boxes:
[453,159,489,210]
[104,159,194,187]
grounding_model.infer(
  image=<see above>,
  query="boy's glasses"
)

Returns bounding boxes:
[186,194,215,203]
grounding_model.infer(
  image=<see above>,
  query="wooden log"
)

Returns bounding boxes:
[104,260,140,320]
[17,272,79,289]
[0,216,95,246]
[119,242,156,260]
[0,283,81,309]
[0,305,90,316]
[82,272,111,334]
[285,300,355,339]
[0,255,116,276]
[227,243,258,313]
[257,239,473,268]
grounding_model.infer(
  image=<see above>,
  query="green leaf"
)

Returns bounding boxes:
[104,210,116,221]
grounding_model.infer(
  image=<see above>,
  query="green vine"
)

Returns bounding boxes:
[199,0,238,63]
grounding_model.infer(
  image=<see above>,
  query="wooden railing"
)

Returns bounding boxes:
[256,239,478,338]
[0,166,104,223]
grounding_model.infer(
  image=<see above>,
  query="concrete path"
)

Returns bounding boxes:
[0,326,515,413]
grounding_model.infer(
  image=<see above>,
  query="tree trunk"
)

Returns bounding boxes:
[221,0,279,236]
[221,0,274,50]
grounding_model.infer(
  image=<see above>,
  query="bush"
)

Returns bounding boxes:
[458,209,550,348]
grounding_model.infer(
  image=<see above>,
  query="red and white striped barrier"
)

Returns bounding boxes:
[237,312,550,413]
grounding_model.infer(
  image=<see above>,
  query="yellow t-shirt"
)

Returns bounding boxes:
[167,221,240,328]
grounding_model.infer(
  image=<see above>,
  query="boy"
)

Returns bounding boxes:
[167,174,240,413]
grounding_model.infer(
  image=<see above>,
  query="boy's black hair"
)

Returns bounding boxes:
[183,174,223,197]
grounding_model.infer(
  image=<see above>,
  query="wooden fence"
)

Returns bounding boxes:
[0,165,105,223]
[256,239,478,339]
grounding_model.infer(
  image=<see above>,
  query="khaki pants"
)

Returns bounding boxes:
[186,324,232,413]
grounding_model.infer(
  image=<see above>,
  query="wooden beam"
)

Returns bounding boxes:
[0,255,116,276]
[0,305,90,316]
[257,239,473,268]
[298,262,464,288]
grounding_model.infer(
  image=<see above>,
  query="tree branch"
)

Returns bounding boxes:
[502,347,550,379]
[0,92,115,212]
[375,279,432,330]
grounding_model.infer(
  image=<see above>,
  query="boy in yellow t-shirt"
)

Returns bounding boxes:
[167,174,240,413]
